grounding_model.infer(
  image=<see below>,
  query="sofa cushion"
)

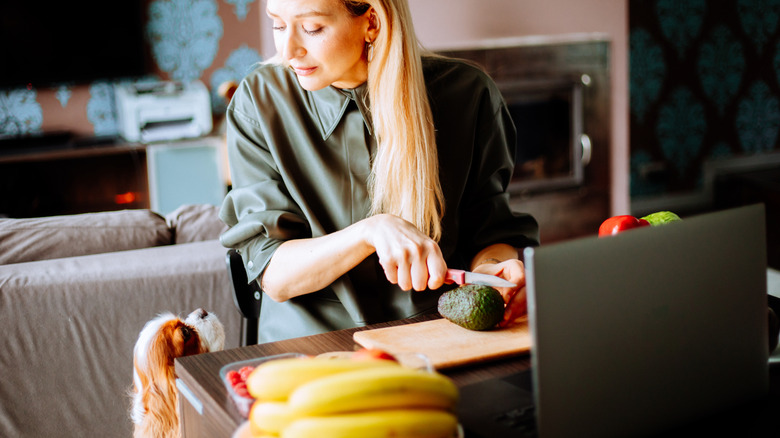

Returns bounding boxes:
[0,209,171,265]
[166,204,228,244]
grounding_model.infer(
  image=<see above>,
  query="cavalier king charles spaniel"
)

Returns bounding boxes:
[130,308,225,438]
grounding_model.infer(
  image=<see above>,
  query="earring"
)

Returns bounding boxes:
[366,41,374,63]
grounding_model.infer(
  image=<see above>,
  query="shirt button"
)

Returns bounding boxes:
[248,261,254,269]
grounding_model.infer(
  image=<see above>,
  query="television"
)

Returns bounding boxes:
[0,0,148,89]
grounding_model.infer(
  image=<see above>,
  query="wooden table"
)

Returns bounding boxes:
[176,313,780,438]
[175,314,528,438]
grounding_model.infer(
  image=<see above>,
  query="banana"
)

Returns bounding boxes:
[249,401,295,436]
[281,409,459,438]
[287,367,459,416]
[247,357,401,401]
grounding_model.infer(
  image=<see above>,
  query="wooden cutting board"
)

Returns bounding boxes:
[353,318,531,369]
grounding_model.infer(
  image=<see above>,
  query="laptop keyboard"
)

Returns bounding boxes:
[493,405,537,437]
[457,371,537,438]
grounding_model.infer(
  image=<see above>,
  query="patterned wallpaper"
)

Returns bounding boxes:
[0,0,263,139]
[630,0,780,200]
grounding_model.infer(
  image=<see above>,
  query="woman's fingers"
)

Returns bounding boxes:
[410,258,431,291]
[470,259,529,325]
[396,260,413,291]
[499,286,528,328]
[369,214,446,291]
[426,256,447,290]
[390,253,436,291]
[381,261,399,286]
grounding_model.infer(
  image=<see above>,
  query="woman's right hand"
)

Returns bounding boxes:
[361,214,448,292]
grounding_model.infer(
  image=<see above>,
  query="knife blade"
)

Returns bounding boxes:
[445,269,516,288]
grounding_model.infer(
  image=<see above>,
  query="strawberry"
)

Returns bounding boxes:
[238,366,254,381]
[233,381,249,398]
[225,370,241,386]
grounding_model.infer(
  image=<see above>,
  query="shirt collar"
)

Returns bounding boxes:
[309,82,373,140]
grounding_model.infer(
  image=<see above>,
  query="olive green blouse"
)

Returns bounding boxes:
[219,56,539,342]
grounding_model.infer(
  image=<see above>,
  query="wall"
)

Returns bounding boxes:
[259,0,631,216]
[0,0,264,138]
[629,0,780,215]
[3,0,629,215]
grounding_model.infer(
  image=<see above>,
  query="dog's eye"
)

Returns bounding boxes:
[180,326,191,340]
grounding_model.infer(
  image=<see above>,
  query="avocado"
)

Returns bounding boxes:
[437,284,504,331]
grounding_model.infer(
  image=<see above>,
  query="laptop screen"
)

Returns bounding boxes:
[523,204,769,437]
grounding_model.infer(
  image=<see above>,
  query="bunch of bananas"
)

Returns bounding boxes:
[245,356,460,438]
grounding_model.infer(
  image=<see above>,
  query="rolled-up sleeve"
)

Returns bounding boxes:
[219,83,309,283]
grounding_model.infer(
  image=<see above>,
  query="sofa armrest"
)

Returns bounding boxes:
[166,204,228,244]
[0,240,239,438]
[0,209,172,265]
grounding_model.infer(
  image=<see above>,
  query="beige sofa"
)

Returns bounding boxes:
[0,204,241,438]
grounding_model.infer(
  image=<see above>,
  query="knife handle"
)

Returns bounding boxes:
[445,269,465,285]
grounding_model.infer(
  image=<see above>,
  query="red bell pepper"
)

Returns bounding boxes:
[598,215,650,237]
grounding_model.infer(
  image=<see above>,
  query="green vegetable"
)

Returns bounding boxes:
[641,211,682,226]
[437,284,504,331]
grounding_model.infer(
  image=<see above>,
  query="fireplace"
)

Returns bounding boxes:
[502,76,590,193]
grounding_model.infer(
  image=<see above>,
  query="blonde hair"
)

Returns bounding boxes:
[267,0,444,240]
[344,0,443,241]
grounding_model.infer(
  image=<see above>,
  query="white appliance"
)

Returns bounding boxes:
[146,137,226,215]
[114,80,212,143]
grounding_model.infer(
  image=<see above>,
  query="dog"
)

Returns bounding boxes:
[130,308,225,438]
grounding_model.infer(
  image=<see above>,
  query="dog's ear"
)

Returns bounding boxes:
[133,321,182,438]
[145,320,184,387]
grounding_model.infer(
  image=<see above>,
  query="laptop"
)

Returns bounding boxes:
[458,204,769,437]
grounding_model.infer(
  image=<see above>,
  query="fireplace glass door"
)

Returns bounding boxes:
[501,77,589,194]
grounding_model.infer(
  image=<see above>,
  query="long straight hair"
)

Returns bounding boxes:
[345,0,444,241]
[268,0,444,240]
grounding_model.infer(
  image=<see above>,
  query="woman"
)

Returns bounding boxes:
[219,0,538,342]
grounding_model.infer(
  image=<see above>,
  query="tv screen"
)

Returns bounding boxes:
[0,1,148,89]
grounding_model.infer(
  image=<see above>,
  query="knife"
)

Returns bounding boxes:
[445,269,516,288]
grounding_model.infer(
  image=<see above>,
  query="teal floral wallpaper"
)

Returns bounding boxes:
[0,0,263,139]
[630,0,780,199]
[0,89,42,137]
[147,0,225,83]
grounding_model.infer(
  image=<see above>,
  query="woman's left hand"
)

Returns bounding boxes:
[472,259,527,327]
